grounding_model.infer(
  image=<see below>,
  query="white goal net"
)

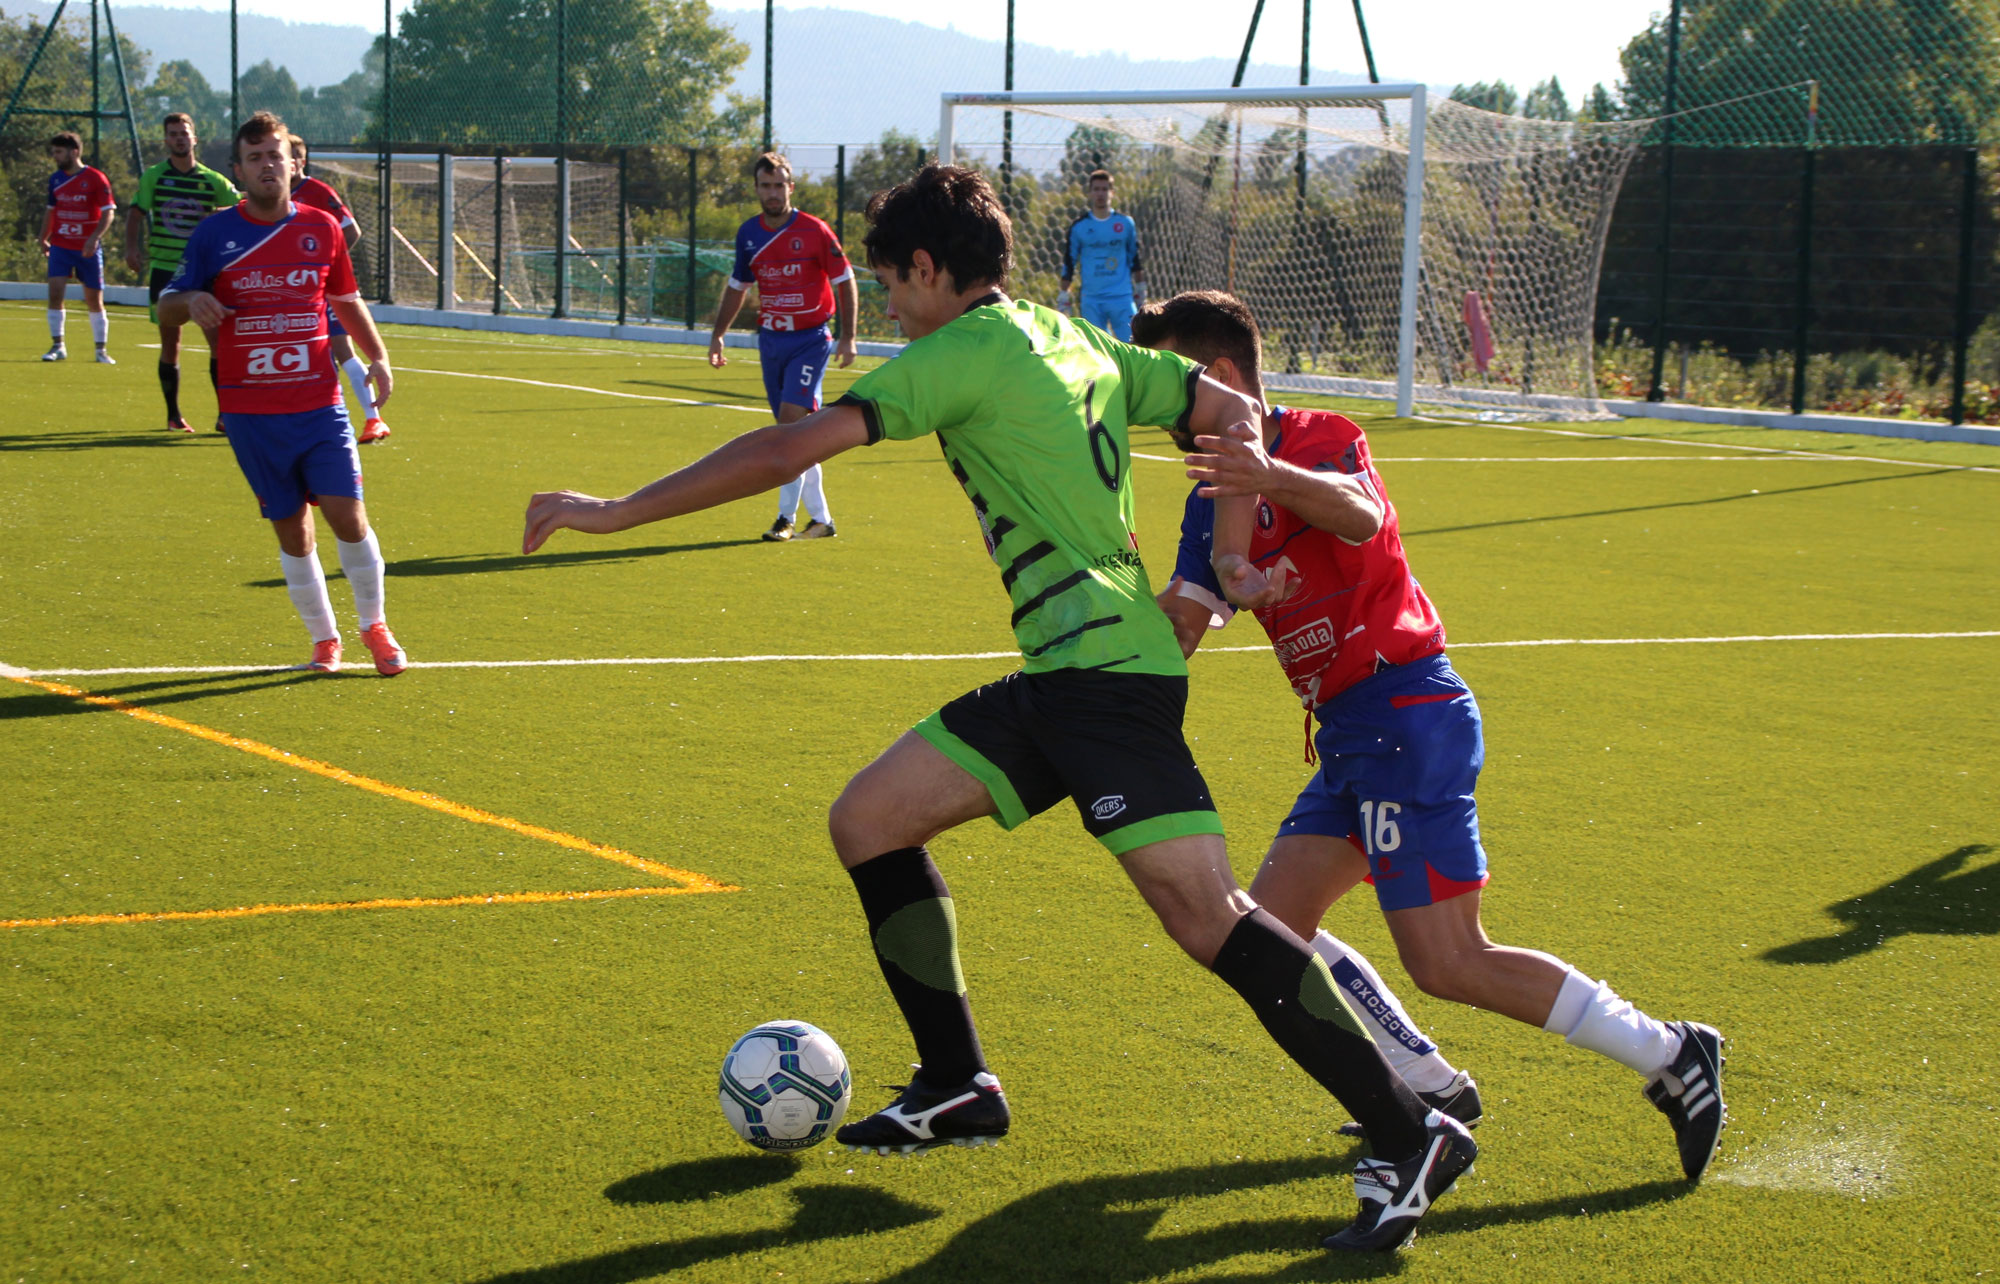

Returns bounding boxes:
[942,87,1646,418]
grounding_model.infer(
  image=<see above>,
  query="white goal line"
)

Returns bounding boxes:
[5,632,1994,680]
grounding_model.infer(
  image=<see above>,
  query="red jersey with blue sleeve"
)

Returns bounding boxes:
[162,203,360,415]
[727,210,852,332]
[291,175,356,229]
[1171,406,1446,708]
[45,166,116,250]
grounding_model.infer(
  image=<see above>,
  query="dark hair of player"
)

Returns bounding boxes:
[48,130,81,150]
[162,112,193,131]
[233,111,290,163]
[1132,289,1263,390]
[753,152,791,181]
[1087,168,1112,185]
[862,163,1012,288]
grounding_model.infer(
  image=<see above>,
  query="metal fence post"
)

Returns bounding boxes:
[617,148,629,326]
[437,150,452,311]
[493,157,505,314]
[685,147,699,328]
[1790,145,1817,415]
[1646,0,1682,401]
[835,144,846,247]
[1951,147,1979,426]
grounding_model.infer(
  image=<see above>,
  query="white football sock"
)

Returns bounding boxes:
[47,309,64,341]
[89,311,108,345]
[1311,930,1461,1093]
[336,530,386,629]
[776,473,804,521]
[340,356,376,420]
[279,551,339,643]
[797,463,831,524]
[1543,967,1683,1078]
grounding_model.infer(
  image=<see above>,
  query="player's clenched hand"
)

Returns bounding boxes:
[184,291,235,333]
[1187,420,1275,498]
[835,336,857,368]
[1214,553,1296,611]
[523,490,620,553]
[366,360,393,410]
[707,336,729,368]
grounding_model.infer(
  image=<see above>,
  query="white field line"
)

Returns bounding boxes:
[398,366,769,414]
[6,631,1995,680]
[1475,417,2000,476]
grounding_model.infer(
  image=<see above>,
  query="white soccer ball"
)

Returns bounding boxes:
[718,1020,852,1151]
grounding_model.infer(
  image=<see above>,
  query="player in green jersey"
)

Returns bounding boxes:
[524,165,1472,1253]
[125,112,237,433]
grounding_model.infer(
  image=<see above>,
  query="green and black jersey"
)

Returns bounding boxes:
[839,296,1201,677]
[133,159,238,272]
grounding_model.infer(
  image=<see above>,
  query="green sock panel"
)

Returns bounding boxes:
[848,847,986,1086]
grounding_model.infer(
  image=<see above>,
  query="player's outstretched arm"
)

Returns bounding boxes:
[523,404,872,553]
[1188,421,1383,544]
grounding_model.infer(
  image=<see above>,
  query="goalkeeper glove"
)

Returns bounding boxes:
[1133,282,1147,307]
[1056,289,1071,313]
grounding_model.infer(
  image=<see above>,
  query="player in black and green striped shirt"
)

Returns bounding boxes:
[123,112,237,433]
[522,165,1470,1251]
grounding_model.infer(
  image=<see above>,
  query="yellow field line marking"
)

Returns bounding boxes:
[2,674,737,928]
[2,886,693,931]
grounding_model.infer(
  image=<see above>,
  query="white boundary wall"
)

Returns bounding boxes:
[7,282,1994,445]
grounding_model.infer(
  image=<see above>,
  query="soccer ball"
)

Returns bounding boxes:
[718,1020,853,1151]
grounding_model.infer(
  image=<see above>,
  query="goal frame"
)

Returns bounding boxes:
[941,84,1430,415]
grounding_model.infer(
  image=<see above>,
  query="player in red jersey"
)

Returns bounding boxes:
[708,152,857,541]
[158,112,407,676]
[288,136,389,444]
[39,131,117,364]
[1137,292,1728,1213]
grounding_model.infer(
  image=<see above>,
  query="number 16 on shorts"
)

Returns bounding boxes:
[1358,799,1402,854]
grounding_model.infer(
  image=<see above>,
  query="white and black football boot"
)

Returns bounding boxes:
[1645,1021,1727,1182]
[1338,1070,1483,1140]
[836,1070,1010,1155]
[1323,1110,1477,1252]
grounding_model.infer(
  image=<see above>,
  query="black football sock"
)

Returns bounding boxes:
[847,846,987,1087]
[1212,907,1429,1159]
[158,361,181,421]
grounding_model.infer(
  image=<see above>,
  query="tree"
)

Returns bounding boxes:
[1576,82,1622,124]
[1522,77,1572,121]
[1616,0,2000,146]
[381,0,751,146]
[1450,81,1519,115]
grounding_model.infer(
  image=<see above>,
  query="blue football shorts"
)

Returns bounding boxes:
[758,325,834,415]
[47,245,103,289]
[220,403,362,519]
[1279,652,1490,912]
[1080,296,1135,341]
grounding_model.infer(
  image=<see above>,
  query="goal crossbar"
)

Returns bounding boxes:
[941,84,1430,415]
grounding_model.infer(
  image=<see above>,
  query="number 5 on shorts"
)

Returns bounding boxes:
[798,363,815,387]
[1358,799,1403,854]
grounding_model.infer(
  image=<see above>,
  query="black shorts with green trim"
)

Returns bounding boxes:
[147,267,175,323]
[914,669,1223,855]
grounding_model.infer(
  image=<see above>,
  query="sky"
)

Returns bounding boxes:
[131,0,1669,99]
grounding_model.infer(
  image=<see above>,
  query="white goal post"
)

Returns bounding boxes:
[940,86,1644,419]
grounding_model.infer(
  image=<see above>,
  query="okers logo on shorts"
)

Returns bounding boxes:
[1275,618,1337,668]
[1090,795,1128,821]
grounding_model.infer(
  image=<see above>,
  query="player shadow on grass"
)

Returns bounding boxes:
[472,1153,1687,1284]
[1404,467,1964,539]
[0,429,204,452]
[1763,843,1998,964]
[240,540,766,587]
[472,1154,939,1284]
[0,670,322,720]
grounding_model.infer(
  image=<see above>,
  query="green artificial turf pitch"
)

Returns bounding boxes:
[1,300,1996,1282]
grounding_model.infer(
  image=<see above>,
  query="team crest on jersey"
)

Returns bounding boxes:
[301,233,319,253]
[1113,221,1124,233]
[1257,500,1276,531]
